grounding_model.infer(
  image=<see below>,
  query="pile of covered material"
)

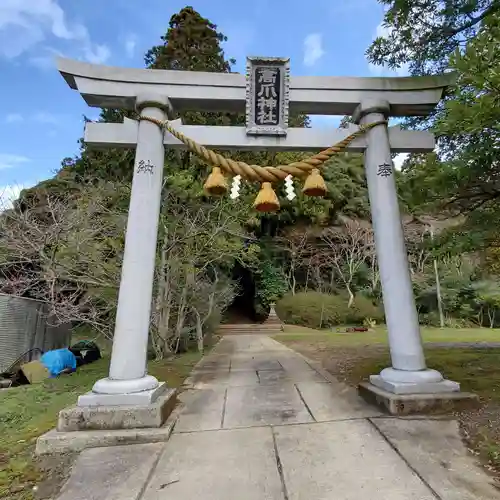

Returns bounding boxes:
[1,340,101,386]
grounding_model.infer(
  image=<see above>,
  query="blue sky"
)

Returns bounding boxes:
[0,0,405,207]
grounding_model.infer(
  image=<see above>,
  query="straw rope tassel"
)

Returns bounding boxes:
[302,168,327,197]
[204,166,228,195]
[253,182,280,212]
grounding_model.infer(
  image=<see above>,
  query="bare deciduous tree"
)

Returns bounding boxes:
[0,184,251,356]
[151,193,252,358]
[277,228,313,295]
[320,218,374,307]
[0,182,128,338]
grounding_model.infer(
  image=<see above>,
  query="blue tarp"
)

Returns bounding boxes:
[40,348,77,377]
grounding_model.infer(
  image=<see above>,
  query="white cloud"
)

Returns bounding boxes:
[124,34,137,58]
[0,154,30,170]
[368,61,410,77]
[330,0,373,15]
[393,153,409,171]
[29,46,65,70]
[368,61,382,75]
[0,0,111,65]
[83,43,110,64]
[376,22,391,39]
[0,183,24,210]
[303,33,325,67]
[5,111,64,126]
[33,111,61,125]
[5,113,23,123]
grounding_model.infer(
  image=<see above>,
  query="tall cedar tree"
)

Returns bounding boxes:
[144,6,309,131]
[53,6,242,185]
[144,6,242,128]
[145,6,234,72]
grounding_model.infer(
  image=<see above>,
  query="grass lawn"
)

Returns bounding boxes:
[276,324,500,346]
[0,350,206,500]
[275,325,500,477]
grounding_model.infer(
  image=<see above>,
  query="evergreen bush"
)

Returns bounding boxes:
[276,291,384,328]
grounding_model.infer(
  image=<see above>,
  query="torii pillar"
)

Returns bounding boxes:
[354,100,457,395]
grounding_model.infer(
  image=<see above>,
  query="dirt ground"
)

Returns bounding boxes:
[34,453,76,499]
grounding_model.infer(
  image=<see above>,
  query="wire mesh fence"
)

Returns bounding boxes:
[0,293,71,373]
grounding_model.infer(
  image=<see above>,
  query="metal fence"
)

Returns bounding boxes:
[0,293,72,373]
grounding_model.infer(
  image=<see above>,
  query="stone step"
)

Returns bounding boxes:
[218,324,280,329]
[218,326,281,331]
[217,323,283,335]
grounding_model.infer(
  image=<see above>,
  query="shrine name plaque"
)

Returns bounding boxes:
[245,56,290,136]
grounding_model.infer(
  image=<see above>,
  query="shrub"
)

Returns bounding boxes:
[345,295,385,324]
[276,291,384,328]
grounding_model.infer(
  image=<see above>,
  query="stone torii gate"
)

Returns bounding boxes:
[40,57,467,448]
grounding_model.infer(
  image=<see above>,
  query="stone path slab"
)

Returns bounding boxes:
[257,366,329,385]
[223,382,314,428]
[274,420,436,500]
[141,427,285,500]
[56,443,164,500]
[173,388,226,432]
[372,418,500,500]
[295,381,382,421]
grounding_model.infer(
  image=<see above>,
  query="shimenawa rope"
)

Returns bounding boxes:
[138,116,386,183]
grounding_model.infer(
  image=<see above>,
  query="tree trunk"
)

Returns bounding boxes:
[488,308,495,328]
[153,237,173,358]
[430,226,445,328]
[347,285,354,308]
[194,309,204,353]
[174,277,189,352]
[319,300,325,329]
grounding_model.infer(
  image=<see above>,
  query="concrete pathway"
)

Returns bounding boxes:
[57,335,500,500]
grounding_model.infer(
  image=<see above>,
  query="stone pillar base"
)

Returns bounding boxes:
[358,382,479,416]
[78,380,166,407]
[370,370,460,395]
[35,423,176,455]
[57,384,177,432]
[35,385,178,455]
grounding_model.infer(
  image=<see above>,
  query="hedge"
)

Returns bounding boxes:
[275,291,384,329]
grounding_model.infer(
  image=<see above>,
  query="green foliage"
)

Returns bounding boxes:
[367,0,499,75]
[275,292,384,329]
[471,280,500,327]
[347,295,385,324]
[254,260,289,308]
[276,292,344,328]
[435,13,500,212]
[8,3,500,349]
[383,6,500,269]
